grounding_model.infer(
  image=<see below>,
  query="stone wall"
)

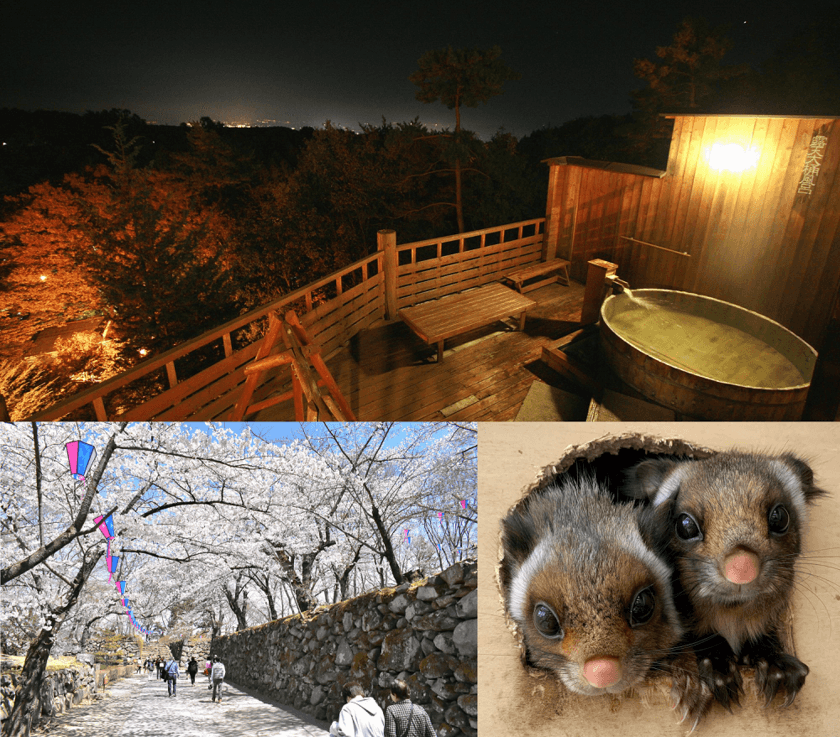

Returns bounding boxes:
[83,633,143,663]
[0,659,137,728]
[213,560,477,737]
[142,635,212,665]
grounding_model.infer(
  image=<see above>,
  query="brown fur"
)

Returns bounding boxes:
[500,477,684,698]
[630,451,827,714]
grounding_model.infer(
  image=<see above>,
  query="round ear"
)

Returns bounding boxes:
[777,453,828,504]
[623,458,682,505]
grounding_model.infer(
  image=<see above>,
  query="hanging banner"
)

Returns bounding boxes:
[94,515,115,539]
[65,441,97,484]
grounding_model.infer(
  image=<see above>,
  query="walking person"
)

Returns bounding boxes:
[187,657,198,685]
[210,656,226,702]
[330,683,384,737]
[165,657,180,697]
[384,680,436,737]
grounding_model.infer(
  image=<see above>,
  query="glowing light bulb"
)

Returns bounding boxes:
[40,275,47,281]
[708,143,760,172]
[139,348,148,357]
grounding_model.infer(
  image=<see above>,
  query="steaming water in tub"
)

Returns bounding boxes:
[607,293,807,389]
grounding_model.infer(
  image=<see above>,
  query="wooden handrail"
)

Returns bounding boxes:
[394,218,545,253]
[29,219,545,421]
[31,250,382,421]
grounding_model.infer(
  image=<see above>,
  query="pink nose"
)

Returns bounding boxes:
[724,551,760,584]
[583,657,622,688]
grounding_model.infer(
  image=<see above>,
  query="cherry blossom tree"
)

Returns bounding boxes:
[1,421,476,737]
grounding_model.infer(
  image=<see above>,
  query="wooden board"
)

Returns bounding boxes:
[503,258,571,292]
[398,283,536,362]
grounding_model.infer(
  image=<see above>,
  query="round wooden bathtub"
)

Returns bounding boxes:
[599,289,818,420]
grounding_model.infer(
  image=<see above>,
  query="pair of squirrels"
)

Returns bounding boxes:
[500,450,826,731]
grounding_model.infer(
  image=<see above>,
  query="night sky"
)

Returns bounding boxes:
[3,0,835,140]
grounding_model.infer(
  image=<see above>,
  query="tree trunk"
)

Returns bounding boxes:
[454,99,465,233]
[369,501,403,584]
[338,545,363,600]
[268,539,335,613]
[2,551,101,737]
[248,572,278,621]
[223,579,249,632]
[455,158,464,233]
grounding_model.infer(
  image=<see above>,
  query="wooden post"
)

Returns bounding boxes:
[581,259,618,325]
[378,229,398,320]
[542,162,562,262]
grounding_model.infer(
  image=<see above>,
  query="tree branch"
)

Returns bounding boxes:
[1,424,127,585]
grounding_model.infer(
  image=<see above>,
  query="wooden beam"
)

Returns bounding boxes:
[541,345,602,393]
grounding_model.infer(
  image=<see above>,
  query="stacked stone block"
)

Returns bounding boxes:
[213,560,477,737]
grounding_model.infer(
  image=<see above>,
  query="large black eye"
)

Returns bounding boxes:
[768,504,790,534]
[675,513,702,541]
[629,587,656,626]
[533,602,563,639]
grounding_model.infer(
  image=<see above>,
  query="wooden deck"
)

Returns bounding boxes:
[253,280,586,421]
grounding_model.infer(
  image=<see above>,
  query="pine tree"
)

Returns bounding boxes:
[410,46,519,232]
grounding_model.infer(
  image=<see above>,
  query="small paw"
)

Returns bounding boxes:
[698,656,743,712]
[671,674,714,732]
[754,654,808,707]
[666,651,715,732]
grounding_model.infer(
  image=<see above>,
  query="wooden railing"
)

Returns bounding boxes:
[392,218,545,309]
[31,218,546,421]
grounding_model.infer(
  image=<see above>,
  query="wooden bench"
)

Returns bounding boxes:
[503,258,571,293]
[399,283,536,362]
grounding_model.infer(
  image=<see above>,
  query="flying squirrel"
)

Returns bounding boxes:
[499,475,708,722]
[625,451,827,715]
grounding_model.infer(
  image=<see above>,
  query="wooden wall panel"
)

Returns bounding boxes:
[546,114,840,350]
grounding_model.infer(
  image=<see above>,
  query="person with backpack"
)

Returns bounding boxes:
[187,657,199,685]
[164,657,180,697]
[210,656,226,702]
[384,680,436,737]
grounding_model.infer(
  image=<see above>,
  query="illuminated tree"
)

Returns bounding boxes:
[2,120,237,357]
[410,46,519,232]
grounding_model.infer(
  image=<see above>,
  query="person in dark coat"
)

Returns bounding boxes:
[187,657,199,685]
[384,680,436,737]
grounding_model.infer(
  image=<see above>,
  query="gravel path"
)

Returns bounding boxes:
[34,673,331,737]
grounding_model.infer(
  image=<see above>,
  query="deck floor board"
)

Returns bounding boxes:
[250,280,586,421]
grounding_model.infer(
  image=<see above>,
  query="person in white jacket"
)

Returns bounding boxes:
[330,683,384,737]
[210,657,226,703]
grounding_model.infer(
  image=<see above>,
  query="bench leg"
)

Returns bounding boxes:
[436,340,445,362]
[518,311,527,331]
[559,266,570,287]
